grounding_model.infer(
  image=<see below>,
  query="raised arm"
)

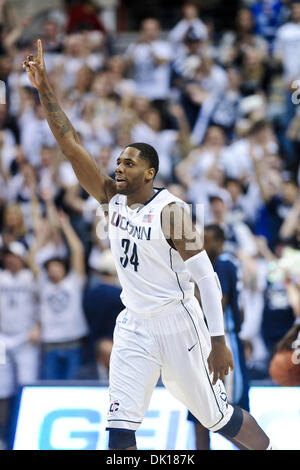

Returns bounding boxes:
[58,211,85,277]
[23,39,116,204]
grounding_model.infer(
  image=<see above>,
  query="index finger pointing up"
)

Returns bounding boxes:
[37,39,43,61]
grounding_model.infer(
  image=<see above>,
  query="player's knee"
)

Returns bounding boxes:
[108,428,136,449]
[216,405,244,438]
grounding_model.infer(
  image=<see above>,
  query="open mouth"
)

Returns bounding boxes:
[115,177,127,183]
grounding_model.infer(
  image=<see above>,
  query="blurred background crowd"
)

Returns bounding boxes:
[0,0,300,449]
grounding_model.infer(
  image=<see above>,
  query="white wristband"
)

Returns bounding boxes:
[185,250,225,336]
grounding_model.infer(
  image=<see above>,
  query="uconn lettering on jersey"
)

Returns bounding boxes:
[111,211,151,241]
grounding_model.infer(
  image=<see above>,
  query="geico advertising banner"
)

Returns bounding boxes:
[12,385,300,450]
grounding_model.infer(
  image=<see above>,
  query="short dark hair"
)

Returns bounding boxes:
[126,142,159,177]
[205,224,225,242]
[44,257,70,274]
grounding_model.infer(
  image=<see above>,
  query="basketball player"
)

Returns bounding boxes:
[23,40,274,450]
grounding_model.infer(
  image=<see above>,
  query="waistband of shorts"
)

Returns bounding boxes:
[127,295,195,319]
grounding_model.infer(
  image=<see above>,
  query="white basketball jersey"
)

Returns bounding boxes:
[108,188,194,314]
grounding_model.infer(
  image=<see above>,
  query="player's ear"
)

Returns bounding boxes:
[144,168,155,182]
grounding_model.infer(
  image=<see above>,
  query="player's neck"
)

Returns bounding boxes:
[126,187,156,208]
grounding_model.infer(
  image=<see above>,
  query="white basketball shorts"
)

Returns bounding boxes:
[107,296,234,432]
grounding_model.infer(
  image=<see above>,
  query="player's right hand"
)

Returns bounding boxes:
[22,39,47,90]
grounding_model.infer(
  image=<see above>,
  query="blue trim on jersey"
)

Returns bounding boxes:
[114,188,166,211]
[136,187,166,212]
[107,418,142,424]
[169,248,185,300]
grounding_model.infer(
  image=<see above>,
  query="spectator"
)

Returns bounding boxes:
[0,241,40,449]
[65,0,106,35]
[171,26,206,94]
[218,7,269,67]
[180,48,228,139]
[175,125,227,210]
[206,193,259,258]
[221,120,279,184]
[106,55,137,98]
[239,44,273,96]
[124,18,173,112]
[29,210,89,380]
[257,238,297,357]
[208,66,242,142]
[42,17,64,54]
[253,153,299,250]
[51,32,104,97]
[251,0,288,48]
[168,1,207,47]
[273,0,300,85]
[19,101,56,166]
[131,106,181,182]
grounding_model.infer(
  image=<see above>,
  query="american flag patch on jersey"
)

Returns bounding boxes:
[142,213,153,223]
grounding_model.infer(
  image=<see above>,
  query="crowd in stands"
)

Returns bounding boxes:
[0,0,300,448]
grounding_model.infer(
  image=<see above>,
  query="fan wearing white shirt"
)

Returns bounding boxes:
[0,242,40,449]
[124,18,173,104]
[274,0,300,84]
[29,211,89,380]
[168,1,208,47]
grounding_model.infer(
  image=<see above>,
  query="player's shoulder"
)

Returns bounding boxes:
[158,188,189,210]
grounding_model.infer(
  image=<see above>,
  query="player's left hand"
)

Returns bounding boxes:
[207,337,234,385]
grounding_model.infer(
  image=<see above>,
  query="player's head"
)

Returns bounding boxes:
[204,224,225,260]
[115,143,159,195]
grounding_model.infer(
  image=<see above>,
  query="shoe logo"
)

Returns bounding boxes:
[188,343,197,352]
